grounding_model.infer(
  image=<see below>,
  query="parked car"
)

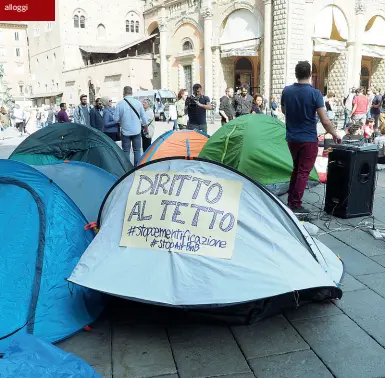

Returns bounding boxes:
[133,90,177,121]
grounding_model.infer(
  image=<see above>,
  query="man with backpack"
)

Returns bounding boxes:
[114,86,148,166]
[73,94,91,126]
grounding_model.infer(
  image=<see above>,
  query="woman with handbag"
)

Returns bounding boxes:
[142,98,155,153]
[101,96,120,141]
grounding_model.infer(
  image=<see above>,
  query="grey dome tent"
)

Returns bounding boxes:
[9,122,132,178]
[69,158,343,323]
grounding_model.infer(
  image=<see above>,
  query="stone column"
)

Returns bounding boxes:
[304,0,315,64]
[263,0,272,103]
[201,7,213,98]
[166,55,172,90]
[352,2,366,87]
[212,46,220,102]
[158,9,168,89]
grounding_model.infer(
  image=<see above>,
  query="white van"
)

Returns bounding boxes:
[133,90,177,121]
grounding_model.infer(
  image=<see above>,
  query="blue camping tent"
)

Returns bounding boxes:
[0,159,103,354]
[34,161,117,222]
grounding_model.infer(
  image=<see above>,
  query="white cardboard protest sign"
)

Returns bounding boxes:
[120,171,243,259]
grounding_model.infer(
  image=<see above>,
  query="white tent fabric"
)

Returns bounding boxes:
[313,5,348,41]
[364,16,385,46]
[69,159,343,307]
[220,9,263,46]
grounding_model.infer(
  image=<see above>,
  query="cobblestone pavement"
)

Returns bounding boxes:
[56,172,385,378]
[2,122,385,377]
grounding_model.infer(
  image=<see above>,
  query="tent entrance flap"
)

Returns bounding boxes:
[0,178,46,339]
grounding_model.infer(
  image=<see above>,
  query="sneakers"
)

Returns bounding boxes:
[290,205,311,215]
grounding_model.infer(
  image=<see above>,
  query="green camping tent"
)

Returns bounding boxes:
[9,122,132,178]
[199,114,319,195]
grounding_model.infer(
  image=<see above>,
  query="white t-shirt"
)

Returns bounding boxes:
[168,105,177,121]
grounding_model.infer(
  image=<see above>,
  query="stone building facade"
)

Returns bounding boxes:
[143,0,385,103]
[0,23,31,105]
[27,0,385,107]
[27,0,160,106]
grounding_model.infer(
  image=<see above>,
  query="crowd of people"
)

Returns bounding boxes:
[1,64,384,217]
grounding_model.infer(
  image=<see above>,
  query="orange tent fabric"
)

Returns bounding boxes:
[139,130,209,165]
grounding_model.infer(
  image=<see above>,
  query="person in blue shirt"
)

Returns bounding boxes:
[281,61,340,215]
[114,86,148,166]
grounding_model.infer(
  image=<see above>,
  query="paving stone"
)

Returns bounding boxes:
[335,288,385,347]
[57,320,111,366]
[168,325,250,378]
[231,315,309,360]
[356,272,385,298]
[333,246,385,276]
[284,301,342,321]
[325,230,385,257]
[292,314,385,378]
[314,233,347,249]
[213,374,255,378]
[92,364,112,378]
[112,323,176,378]
[372,255,385,268]
[249,350,333,378]
[340,273,366,292]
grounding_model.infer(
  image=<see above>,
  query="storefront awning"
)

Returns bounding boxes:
[362,44,385,59]
[80,34,158,54]
[314,5,348,42]
[364,16,385,47]
[221,39,260,58]
[313,38,346,53]
[30,92,63,99]
[219,8,263,57]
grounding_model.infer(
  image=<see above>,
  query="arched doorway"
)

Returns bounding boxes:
[312,5,349,98]
[312,62,318,88]
[323,64,329,95]
[219,8,263,96]
[88,80,95,104]
[360,66,370,91]
[234,58,253,95]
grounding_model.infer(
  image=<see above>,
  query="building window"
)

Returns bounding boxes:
[126,12,140,33]
[15,32,19,41]
[16,48,20,57]
[45,22,52,32]
[19,85,23,95]
[0,32,4,42]
[80,16,86,28]
[74,15,79,27]
[97,24,106,40]
[16,64,23,74]
[45,84,48,92]
[183,65,192,93]
[0,47,5,57]
[182,40,193,51]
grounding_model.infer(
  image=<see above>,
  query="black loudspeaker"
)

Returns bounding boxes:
[324,145,378,219]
